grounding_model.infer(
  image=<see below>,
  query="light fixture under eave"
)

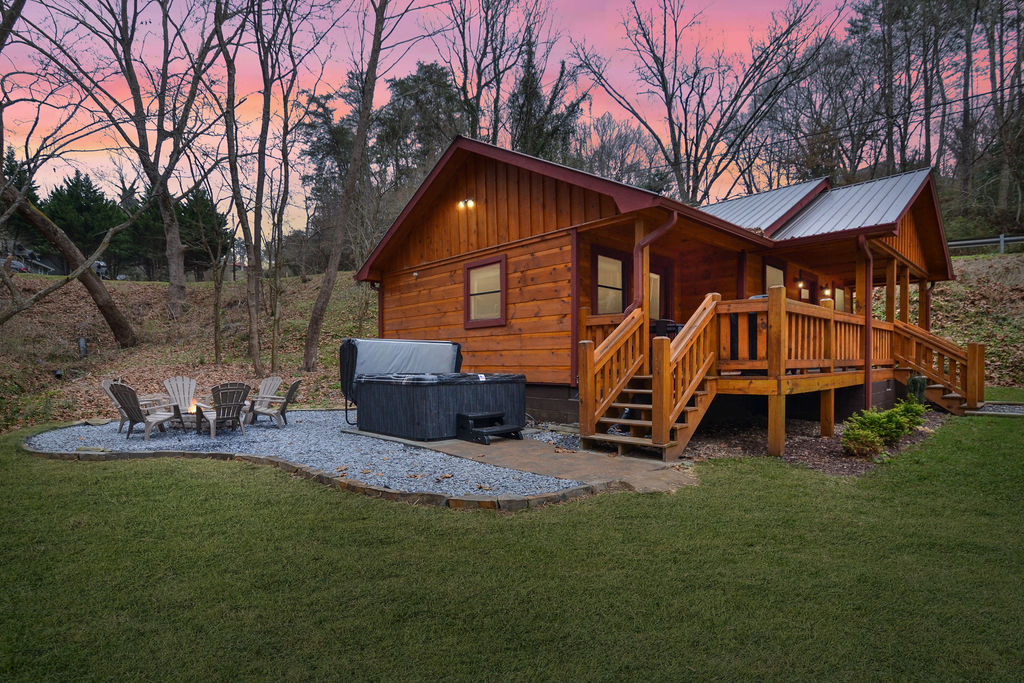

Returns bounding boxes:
[796,279,806,289]
[823,287,832,297]
[457,197,476,209]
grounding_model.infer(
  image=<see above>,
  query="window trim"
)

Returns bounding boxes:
[591,245,632,315]
[464,254,507,328]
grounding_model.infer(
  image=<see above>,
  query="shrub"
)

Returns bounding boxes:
[847,408,906,446]
[892,398,926,431]
[841,426,884,458]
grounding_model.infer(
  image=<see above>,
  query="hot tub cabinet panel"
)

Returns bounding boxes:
[354,373,526,441]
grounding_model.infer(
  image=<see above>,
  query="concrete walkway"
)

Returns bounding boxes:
[341,428,698,493]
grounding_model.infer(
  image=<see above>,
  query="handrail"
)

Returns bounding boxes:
[652,293,720,444]
[578,306,646,434]
[892,318,982,408]
[893,319,967,362]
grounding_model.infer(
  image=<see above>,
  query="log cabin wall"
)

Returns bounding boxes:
[380,229,575,385]
[880,209,927,275]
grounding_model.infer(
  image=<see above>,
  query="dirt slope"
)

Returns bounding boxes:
[1,253,1021,432]
[0,274,375,431]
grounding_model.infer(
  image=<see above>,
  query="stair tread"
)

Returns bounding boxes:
[610,402,653,410]
[458,411,504,421]
[469,424,523,435]
[582,433,678,448]
[619,388,652,395]
[597,417,652,427]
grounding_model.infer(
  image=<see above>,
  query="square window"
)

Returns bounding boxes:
[465,256,506,328]
[595,253,627,314]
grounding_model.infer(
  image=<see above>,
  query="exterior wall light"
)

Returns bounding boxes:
[457,198,475,209]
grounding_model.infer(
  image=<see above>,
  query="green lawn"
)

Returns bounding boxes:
[3,413,1023,680]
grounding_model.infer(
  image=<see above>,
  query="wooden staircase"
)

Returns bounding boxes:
[583,373,717,459]
[579,293,721,461]
[893,321,985,417]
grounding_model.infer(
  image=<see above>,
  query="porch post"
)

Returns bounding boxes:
[820,298,835,437]
[919,280,931,330]
[899,265,910,323]
[855,248,867,314]
[767,285,787,456]
[858,236,874,411]
[885,260,897,322]
[635,220,650,371]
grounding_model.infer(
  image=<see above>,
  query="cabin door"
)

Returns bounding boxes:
[648,257,673,321]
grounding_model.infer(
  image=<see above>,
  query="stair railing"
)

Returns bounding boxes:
[651,293,720,445]
[578,305,646,435]
[893,320,985,409]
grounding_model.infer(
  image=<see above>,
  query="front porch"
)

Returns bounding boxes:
[571,204,984,460]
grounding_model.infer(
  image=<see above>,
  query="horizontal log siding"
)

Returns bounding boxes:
[381,235,573,384]
[384,156,618,273]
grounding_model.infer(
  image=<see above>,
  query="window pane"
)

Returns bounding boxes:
[597,255,623,289]
[765,264,784,291]
[470,263,500,294]
[597,286,622,314]
[470,292,500,320]
[649,273,661,319]
[835,288,845,312]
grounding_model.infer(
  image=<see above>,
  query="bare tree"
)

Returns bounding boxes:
[302,0,422,371]
[574,0,835,204]
[18,0,224,319]
[0,0,139,344]
[428,0,549,143]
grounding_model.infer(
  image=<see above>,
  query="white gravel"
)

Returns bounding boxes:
[24,410,583,497]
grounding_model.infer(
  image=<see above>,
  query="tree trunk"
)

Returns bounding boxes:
[4,186,137,347]
[302,0,389,371]
[158,187,187,318]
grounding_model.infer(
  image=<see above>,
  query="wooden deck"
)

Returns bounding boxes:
[579,286,984,459]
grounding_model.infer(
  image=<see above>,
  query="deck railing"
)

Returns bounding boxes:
[578,307,626,348]
[578,306,646,434]
[651,293,720,444]
[893,320,984,408]
[578,285,985,439]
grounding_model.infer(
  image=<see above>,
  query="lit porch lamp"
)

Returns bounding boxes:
[457,198,476,209]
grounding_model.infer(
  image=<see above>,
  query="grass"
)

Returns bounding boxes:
[3,414,1024,679]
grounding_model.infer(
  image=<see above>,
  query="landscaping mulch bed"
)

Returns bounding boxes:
[685,410,948,476]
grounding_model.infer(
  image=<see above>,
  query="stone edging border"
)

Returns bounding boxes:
[23,446,602,511]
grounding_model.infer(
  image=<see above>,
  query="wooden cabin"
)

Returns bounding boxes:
[355,137,984,459]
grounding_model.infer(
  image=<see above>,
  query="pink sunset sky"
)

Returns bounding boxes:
[12,0,847,210]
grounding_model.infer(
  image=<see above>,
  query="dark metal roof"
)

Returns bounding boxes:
[771,168,932,241]
[700,178,827,233]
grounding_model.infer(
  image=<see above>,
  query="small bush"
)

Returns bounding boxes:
[841,426,884,458]
[841,399,929,457]
[847,408,906,446]
[892,398,926,431]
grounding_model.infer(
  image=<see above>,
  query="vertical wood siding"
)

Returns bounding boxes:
[381,156,618,273]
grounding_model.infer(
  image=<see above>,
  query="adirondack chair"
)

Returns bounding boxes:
[163,376,198,429]
[198,382,251,438]
[245,376,283,425]
[107,382,176,440]
[101,379,130,433]
[245,380,301,428]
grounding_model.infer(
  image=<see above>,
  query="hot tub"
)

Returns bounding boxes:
[354,372,526,441]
